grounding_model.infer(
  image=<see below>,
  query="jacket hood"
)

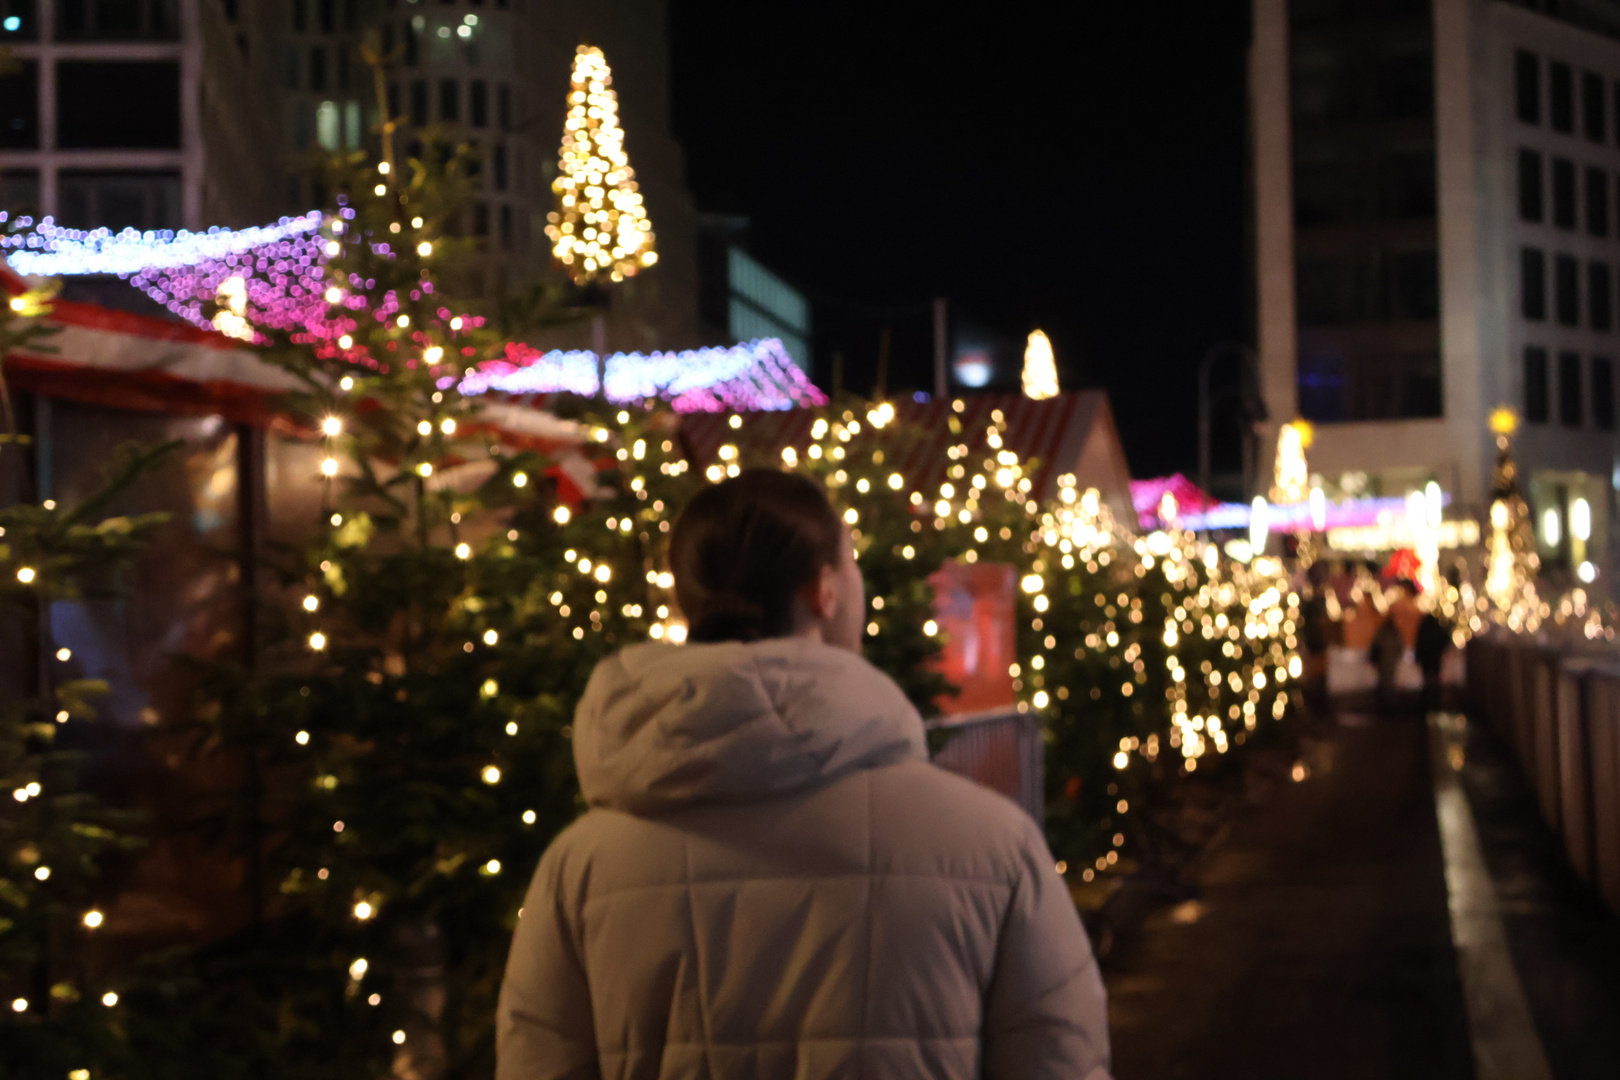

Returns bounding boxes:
[573,638,928,814]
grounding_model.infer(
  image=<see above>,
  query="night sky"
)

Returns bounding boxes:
[669,0,1255,482]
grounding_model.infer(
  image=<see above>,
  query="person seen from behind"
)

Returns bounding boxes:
[1414,600,1450,715]
[497,469,1112,1079]
[1369,610,1406,715]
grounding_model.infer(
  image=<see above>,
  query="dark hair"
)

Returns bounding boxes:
[669,469,843,643]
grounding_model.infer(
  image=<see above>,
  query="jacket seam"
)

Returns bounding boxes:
[578,872,1014,908]
[859,769,875,1080]
[596,1034,982,1052]
[683,832,718,1079]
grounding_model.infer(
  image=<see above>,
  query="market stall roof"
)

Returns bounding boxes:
[680,391,1138,527]
[1130,474,1222,529]
[0,263,601,492]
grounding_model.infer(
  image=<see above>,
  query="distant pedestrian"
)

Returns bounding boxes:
[497,469,1112,1080]
[1301,561,1333,717]
[1414,607,1450,714]
[1369,614,1405,714]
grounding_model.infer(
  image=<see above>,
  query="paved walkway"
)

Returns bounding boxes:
[1102,700,1620,1080]
[1105,709,1475,1080]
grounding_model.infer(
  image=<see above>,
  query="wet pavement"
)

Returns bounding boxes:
[1452,710,1620,1080]
[1102,699,1561,1080]
[1108,705,1464,1075]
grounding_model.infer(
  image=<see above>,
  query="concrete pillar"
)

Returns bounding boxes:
[1251,0,1297,456]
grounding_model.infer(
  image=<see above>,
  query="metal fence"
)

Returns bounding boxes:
[1467,634,1620,917]
[926,709,1045,822]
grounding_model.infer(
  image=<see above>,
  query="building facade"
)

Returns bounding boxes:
[1252,0,1620,583]
[697,216,812,372]
[0,0,701,348]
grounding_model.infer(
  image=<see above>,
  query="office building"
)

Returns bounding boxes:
[698,215,812,372]
[0,0,700,348]
[1252,0,1620,581]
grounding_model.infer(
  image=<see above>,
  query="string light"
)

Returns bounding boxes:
[455,339,824,412]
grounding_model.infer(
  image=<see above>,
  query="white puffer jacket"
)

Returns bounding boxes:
[496,638,1111,1080]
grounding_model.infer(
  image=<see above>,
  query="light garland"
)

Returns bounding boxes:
[3,208,822,410]
[544,45,657,285]
[455,339,826,412]
[0,211,323,277]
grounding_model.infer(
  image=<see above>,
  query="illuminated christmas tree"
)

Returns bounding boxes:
[544,46,658,286]
[1270,419,1311,506]
[1483,406,1541,628]
[1021,330,1059,400]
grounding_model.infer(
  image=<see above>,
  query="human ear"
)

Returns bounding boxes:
[816,563,839,621]
[796,564,838,621]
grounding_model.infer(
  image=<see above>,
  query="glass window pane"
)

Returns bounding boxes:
[1519,148,1543,222]
[0,60,38,149]
[1525,347,1550,423]
[1522,247,1547,320]
[1552,60,1575,132]
[1553,157,1577,228]
[1587,165,1609,236]
[1517,50,1540,124]
[1556,253,1581,326]
[1593,357,1615,430]
[1559,350,1584,426]
[1584,70,1607,141]
[57,61,180,148]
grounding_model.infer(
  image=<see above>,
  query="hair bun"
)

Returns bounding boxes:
[688,593,767,643]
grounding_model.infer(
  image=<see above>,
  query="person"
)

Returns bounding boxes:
[1414,603,1450,715]
[496,469,1111,1080]
[1300,561,1334,717]
[1368,612,1405,715]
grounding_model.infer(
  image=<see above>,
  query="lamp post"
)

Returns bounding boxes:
[1197,341,1265,498]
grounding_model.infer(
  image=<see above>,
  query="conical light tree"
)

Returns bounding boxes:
[544,45,657,286]
[1484,405,1542,628]
[1021,330,1058,400]
[1270,419,1311,507]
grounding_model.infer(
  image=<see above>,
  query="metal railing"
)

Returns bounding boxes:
[925,708,1045,822]
[1467,634,1620,916]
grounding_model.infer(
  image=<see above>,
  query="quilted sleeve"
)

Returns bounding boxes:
[496,842,601,1080]
[981,819,1113,1080]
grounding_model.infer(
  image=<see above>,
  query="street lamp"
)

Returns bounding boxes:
[1197,341,1266,499]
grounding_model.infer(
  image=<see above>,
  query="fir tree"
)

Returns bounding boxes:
[2,280,174,1080]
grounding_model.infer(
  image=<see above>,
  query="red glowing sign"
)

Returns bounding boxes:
[929,560,1017,716]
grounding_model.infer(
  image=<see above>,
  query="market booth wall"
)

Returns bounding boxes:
[0,275,599,946]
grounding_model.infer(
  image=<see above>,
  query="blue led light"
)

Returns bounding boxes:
[2,16,21,31]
